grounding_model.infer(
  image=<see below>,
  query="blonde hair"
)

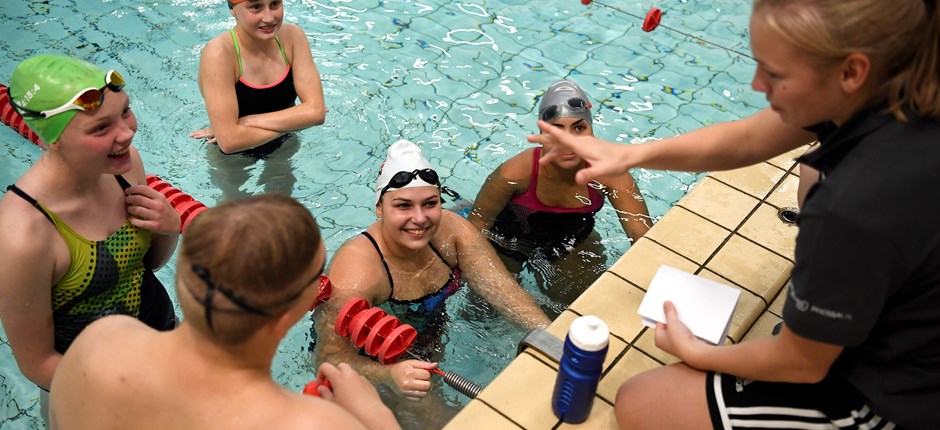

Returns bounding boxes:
[753,0,940,121]
[177,194,322,344]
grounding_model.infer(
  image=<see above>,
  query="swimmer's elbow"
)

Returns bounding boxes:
[309,108,326,126]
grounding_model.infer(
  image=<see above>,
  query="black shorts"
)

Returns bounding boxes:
[705,372,898,429]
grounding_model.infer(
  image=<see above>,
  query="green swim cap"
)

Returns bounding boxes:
[9,55,108,145]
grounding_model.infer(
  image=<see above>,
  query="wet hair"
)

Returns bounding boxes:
[176,194,322,344]
[753,0,940,121]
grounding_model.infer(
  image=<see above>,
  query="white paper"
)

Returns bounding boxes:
[637,265,741,345]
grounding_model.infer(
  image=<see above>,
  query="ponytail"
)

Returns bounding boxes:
[886,0,940,120]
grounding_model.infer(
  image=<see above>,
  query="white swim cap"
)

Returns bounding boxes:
[374,139,438,205]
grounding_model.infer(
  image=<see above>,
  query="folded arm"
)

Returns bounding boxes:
[195,24,326,153]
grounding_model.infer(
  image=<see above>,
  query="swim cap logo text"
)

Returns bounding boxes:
[15,83,41,108]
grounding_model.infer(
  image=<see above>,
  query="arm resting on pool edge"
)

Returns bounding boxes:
[596,172,652,243]
[445,211,552,330]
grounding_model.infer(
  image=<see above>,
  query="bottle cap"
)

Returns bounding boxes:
[568,315,609,351]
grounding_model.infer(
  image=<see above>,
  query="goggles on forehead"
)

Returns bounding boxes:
[12,70,126,119]
[540,97,590,122]
[379,168,441,199]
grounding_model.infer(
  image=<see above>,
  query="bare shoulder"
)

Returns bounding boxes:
[438,210,478,246]
[55,316,150,389]
[280,23,306,41]
[202,31,234,57]
[69,315,151,358]
[0,192,57,269]
[327,233,389,304]
[277,396,369,430]
[199,32,236,73]
[497,148,536,181]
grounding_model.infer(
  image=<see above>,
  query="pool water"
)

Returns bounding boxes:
[0,0,764,427]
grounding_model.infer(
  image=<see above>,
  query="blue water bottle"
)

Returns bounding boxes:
[551,315,609,423]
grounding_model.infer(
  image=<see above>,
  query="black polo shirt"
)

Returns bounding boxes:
[785,104,940,429]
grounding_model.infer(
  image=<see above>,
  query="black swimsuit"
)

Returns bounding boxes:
[230,28,297,159]
[361,231,463,357]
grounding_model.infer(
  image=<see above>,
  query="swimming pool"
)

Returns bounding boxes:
[0,0,763,427]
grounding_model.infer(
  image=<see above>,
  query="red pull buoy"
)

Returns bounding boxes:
[302,379,332,397]
[335,297,369,337]
[643,7,662,32]
[311,275,332,311]
[376,324,418,364]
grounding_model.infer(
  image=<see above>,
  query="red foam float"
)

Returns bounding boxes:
[311,275,332,311]
[146,175,209,232]
[335,297,369,337]
[364,315,401,356]
[349,307,387,348]
[301,379,332,397]
[643,7,663,32]
[376,324,418,364]
[0,83,42,146]
[331,296,419,364]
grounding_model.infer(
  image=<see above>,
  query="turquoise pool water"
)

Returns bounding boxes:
[0,0,764,427]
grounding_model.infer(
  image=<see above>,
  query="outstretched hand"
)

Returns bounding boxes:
[527,120,633,184]
[124,185,181,236]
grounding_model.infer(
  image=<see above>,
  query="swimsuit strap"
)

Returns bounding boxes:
[115,174,131,190]
[360,231,395,292]
[274,35,290,65]
[428,242,455,269]
[7,175,129,224]
[526,146,542,195]
[230,29,244,78]
[6,184,54,224]
[230,29,291,78]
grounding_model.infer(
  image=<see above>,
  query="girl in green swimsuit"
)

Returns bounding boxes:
[0,54,181,427]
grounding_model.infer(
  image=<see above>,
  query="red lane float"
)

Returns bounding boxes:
[334,297,417,364]
[643,7,663,32]
[146,175,208,232]
[311,275,332,311]
[0,84,42,145]
[302,379,332,398]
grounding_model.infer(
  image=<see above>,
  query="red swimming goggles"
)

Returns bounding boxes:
[12,70,125,119]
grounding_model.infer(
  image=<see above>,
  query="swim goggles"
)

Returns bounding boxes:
[189,264,319,332]
[539,97,590,122]
[379,168,441,198]
[12,70,125,119]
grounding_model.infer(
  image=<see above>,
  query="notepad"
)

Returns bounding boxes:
[637,265,741,345]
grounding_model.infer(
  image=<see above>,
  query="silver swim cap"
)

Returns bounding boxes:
[538,80,592,124]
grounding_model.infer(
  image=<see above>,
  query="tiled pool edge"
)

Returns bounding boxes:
[445,144,811,429]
